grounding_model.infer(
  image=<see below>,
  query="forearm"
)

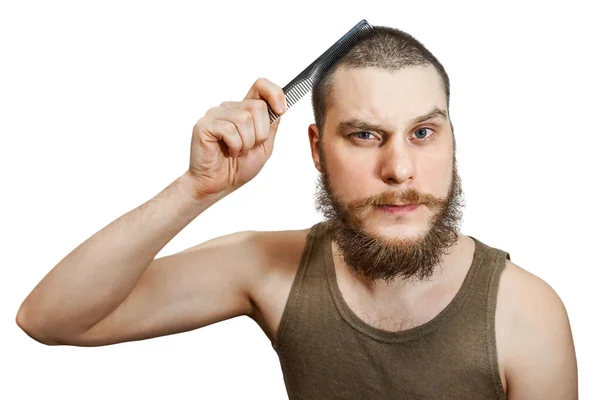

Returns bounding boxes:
[17,171,229,341]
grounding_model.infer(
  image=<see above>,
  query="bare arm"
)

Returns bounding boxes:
[499,262,578,399]
[16,77,287,346]
[16,172,236,345]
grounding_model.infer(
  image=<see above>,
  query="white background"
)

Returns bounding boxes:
[2,0,598,398]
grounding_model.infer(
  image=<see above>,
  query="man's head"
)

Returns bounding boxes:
[309,26,466,285]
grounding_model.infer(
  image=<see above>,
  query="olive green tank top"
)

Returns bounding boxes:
[272,221,511,399]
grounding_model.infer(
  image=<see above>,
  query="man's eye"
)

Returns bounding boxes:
[351,131,377,140]
[350,128,434,142]
[413,127,434,140]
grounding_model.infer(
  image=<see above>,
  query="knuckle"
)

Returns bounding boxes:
[195,116,212,132]
[205,106,219,116]
[255,77,268,86]
[236,109,253,125]
[241,99,265,117]
[251,99,267,113]
[217,119,232,134]
[194,117,205,128]
[228,123,245,143]
[226,121,239,136]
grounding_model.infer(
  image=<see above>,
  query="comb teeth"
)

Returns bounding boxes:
[269,20,373,123]
[268,76,315,122]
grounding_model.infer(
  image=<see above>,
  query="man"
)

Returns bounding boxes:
[16,26,577,399]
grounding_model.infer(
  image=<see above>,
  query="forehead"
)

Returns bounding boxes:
[326,65,446,125]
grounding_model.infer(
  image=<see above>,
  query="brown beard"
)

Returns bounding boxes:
[314,140,466,285]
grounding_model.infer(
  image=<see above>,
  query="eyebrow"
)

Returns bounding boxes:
[337,107,448,134]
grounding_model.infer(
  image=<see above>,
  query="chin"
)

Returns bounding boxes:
[363,218,426,241]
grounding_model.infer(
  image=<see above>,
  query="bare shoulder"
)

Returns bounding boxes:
[245,226,313,341]
[496,259,572,336]
[496,258,566,321]
[251,227,313,274]
[496,258,578,399]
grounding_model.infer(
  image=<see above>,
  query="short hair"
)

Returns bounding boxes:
[311,26,452,138]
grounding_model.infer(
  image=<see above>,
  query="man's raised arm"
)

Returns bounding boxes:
[16,78,288,346]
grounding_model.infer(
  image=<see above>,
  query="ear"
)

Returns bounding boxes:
[308,123,323,172]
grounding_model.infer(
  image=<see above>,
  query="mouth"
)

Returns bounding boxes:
[376,203,421,213]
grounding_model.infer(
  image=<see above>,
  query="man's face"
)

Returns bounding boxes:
[309,65,465,284]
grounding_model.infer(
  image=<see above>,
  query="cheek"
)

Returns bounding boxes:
[326,154,376,198]
[421,154,453,195]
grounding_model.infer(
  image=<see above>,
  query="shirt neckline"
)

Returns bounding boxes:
[321,222,484,343]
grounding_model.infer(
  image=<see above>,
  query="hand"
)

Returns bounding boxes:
[187,78,287,196]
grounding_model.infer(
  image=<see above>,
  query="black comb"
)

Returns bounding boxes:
[268,19,373,123]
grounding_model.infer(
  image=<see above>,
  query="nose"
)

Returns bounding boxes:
[379,139,416,185]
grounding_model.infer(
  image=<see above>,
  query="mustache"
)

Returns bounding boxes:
[346,189,445,212]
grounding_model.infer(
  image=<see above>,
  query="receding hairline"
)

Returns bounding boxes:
[325,63,446,99]
[318,64,448,131]
[311,25,451,138]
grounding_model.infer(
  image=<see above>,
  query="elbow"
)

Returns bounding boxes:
[16,304,63,346]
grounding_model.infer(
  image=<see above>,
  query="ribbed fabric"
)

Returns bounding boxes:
[273,220,510,399]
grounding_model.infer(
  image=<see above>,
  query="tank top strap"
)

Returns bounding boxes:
[455,236,510,399]
[272,221,329,350]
